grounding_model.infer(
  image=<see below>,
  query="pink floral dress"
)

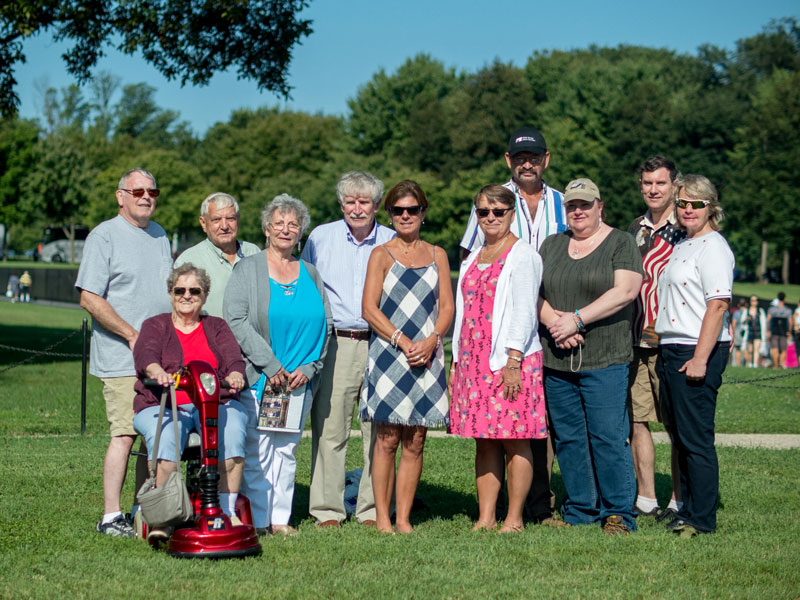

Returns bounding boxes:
[448,246,547,439]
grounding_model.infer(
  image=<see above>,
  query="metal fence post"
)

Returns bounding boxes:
[81,317,88,435]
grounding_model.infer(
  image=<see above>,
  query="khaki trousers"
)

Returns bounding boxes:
[309,336,375,523]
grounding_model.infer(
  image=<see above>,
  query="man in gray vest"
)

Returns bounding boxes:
[76,168,173,537]
[174,192,260,317]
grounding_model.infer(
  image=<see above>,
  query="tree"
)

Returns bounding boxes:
[0,0,313,116]
[0,116,40,255]
[347,54,460,167]
[19,132,94,261]
[727,69,800,280]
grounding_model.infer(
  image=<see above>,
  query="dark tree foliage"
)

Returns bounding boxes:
[0,0,313,116]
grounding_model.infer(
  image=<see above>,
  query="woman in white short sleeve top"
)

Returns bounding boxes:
[654,174,734,538]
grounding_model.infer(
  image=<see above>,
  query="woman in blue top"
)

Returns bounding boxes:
[224,194,333,536]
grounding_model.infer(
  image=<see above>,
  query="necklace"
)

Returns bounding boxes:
[480,233,510,264]
[395,238,420,267]
[570,225,603,257]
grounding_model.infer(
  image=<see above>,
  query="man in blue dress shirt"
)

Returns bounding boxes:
[301,171,395,527]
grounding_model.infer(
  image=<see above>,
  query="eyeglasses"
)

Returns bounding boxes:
[388,205,423,217]
[510,154,546,166]
[476,208,512,218]
[172,287,203,297]
[676,198,709,209]
[270,221,301,232]
[119,188,160,198]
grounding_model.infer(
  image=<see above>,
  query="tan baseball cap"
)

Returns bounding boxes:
[564,178,601,203]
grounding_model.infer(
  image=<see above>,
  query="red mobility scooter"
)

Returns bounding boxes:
[140,360,261,559]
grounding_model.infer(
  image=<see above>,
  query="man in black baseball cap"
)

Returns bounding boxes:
[460,126,566,253]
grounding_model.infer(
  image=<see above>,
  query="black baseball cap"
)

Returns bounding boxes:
[508,126,547,156]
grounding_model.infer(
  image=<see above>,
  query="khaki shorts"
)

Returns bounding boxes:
[627,348,664,424]
[102,376,137,437]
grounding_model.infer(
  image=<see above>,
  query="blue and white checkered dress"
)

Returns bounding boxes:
[359,254,449,427]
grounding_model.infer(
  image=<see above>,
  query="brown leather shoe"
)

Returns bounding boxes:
[316,519,341,528]
[360,520,377,528]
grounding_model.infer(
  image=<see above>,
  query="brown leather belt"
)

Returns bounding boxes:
[335,328,371,341]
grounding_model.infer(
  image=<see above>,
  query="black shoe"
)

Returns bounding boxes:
[665,517,686,531]
[655,507,677,523]
[635,505,661,518]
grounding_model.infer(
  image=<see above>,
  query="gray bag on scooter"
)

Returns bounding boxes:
[137,385,194,528]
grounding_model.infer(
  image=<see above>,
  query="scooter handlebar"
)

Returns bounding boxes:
[140,375,231,389]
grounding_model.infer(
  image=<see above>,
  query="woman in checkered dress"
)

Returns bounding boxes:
[360,180,453,534]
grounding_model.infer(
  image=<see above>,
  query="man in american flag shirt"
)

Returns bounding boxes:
[627,155,686,523]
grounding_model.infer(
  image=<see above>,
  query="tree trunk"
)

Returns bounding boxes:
[758,239,768,283]
[68,219,76,263]
[782,249,789,285]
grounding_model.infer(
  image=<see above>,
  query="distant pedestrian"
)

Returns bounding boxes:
[767,292,792,369]
[742,296,767,368]
[7,274,19,303]
[19,271,31,302]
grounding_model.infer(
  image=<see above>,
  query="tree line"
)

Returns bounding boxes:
[1,17,798,281]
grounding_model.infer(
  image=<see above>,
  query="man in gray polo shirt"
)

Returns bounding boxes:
[174,192,260,317]
[76,168,173,537]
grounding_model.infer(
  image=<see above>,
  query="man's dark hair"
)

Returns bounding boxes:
[778,292,786,302]
[639,155,678,182]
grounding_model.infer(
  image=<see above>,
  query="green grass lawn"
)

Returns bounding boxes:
[1,302,799,598]
[733,282,800,302]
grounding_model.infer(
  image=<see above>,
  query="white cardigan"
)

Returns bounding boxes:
[452,240,543,371]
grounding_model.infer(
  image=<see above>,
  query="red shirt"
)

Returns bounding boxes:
[175,323,218,405]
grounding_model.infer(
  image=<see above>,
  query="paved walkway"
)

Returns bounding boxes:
[303,430,800,449]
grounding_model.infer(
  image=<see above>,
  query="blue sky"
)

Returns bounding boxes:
[17,1,798,134]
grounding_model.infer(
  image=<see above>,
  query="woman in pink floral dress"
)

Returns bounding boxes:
[448,185,547,533]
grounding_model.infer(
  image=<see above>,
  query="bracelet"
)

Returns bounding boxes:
[574,309,586,332]
[433,330,441,348]
[507,355,522,363]
[390,329,402,348]
[504,365,520,371]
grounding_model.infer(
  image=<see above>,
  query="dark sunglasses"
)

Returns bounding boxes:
[476,208,512,218]
[172,287,203,297]
[119,188,161,198]
[389,205,423,217]
[676,198,709,209]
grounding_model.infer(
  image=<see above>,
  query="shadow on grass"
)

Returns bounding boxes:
[0,323,85,367]
[289,480,479,527]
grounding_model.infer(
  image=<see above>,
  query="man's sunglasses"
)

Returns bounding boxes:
[476,208,512,218]
[172,287,203,297]
[389,205,423,217]
[676,198,709,209]
[119,188,161,198]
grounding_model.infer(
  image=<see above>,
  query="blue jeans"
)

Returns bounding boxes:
[134,399,247,462]
[545,364,637,530]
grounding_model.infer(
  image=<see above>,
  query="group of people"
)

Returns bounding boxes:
[5,270,31,303]
[731,293,798,368]
[78,124,737,542]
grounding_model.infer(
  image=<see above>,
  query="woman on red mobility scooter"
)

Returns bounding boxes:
[133,263,248,542]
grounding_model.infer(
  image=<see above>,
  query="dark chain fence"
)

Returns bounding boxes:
[0,318,90,433]
[0,329,83,374]
[722,370,800,389]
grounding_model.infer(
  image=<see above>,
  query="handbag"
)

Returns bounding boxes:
[137,385,194,528]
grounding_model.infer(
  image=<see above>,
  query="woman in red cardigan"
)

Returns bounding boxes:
[132,263,247,539]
